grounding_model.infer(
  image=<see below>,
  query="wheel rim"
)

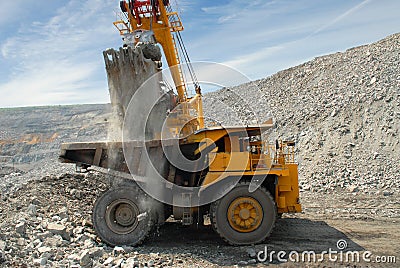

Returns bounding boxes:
[105,198,139,234]
[227,196,263,233]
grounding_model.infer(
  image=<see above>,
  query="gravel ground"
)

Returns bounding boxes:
[204,32,400,196]
[0,173,398,267]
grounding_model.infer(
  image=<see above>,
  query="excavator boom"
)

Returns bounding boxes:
[115,1,182,99]
[114,0,204,131]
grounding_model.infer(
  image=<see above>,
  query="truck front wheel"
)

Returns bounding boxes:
[210,181,276,245]
[92,186,155,246]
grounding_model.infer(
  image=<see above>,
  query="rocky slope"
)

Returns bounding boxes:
[205,32,400,195]
[0,104,111,195]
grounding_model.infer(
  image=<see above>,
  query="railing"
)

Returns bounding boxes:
[113,20,130,35]
[266,141,296,165]
[167,11,183,32]
[250,156,270,170]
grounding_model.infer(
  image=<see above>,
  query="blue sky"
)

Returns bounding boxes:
[0,0,399,107]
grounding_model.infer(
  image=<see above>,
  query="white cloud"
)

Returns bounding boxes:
[218,14,238,24]
[224,46,283,70]
[0,61,102,107]
[0,0,118,107]
[0,1,26,27]
[171,0,194,13]
[308,0,372,38]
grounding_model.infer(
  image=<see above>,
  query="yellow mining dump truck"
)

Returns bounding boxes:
[59,0,301,246]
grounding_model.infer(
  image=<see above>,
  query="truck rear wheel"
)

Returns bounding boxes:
[210,181,276,245]
[92,186,155,246]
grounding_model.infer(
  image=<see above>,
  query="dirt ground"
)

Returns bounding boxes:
[147,216,399,267]
[143,190,400,267]
[0,173,398,267]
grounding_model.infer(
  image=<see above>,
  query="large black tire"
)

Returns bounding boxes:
[92,186,156,246]
[210,181,276,245]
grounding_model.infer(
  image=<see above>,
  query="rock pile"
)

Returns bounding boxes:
[0,173,109,267]
[205,33,400,195]
[0,173,241,267]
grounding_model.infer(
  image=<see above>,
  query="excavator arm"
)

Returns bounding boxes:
[117,0,186,101]
[114,0,204,131]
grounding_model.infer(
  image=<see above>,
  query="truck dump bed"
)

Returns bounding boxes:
[60,140,168,176]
